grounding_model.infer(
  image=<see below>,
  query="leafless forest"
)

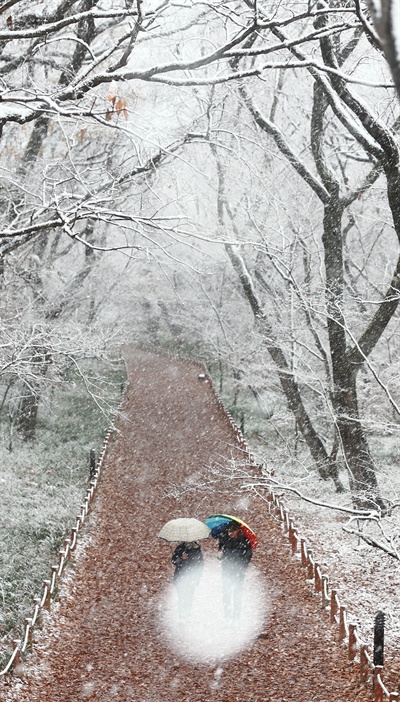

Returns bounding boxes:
[1,0,400,667]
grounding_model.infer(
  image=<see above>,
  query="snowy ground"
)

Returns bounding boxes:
[0,348,374,702]
[255,451,400,673]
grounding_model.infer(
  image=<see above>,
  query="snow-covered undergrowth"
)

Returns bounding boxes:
[272,455,400,663]
[244,425,400,666]
[197,365,400,668]
[0,360,124,668]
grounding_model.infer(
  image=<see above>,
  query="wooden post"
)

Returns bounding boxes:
[58,548,67,576]
[288,519,293,545]
[43,580,51,610]
[314,563,322,593]
[84,495,90,513]
[289,521,297,554]
[70,527,78,550]
[307,551,314,580]
[292,531,298,555]
[33,597,42,627]
[12,640,22,673]
[321,575,329,608]
[24,618,33,652]
[283,508,290,532]
[301,538,308,567]
[339,605,347,641]
[330,589,338,625]
[373,666,384,702]
[348,623,357,661]
[360,644,370,682]
[51,564,58,589]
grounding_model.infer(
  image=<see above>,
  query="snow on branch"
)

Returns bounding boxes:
[0,8,138,41]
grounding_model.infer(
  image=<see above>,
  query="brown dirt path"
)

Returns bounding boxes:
[2,348,372,701]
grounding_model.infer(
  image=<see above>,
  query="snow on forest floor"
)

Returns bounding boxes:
[2,349,400,700]
[168,371,400,681]
[258,455,400,673]
[2,348,375,702]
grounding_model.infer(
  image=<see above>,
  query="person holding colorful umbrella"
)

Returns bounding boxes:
[205,514,257,625]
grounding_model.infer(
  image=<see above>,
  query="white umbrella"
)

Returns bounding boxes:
[158,517,211,542]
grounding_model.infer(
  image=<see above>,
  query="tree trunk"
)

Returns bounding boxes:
[322,199,382,508]
[15,348,51,442]
[225,242,345,492]
[273,354,344,493]
[334,373,380,507]
[16,384,40,442]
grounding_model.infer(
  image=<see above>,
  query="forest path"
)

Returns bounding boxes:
[3,347,369,702]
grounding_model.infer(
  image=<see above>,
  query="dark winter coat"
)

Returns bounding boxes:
[219,531,252,572]
[172,542,203,581]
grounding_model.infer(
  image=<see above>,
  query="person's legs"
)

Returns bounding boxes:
[175,568,201,622]
[175,575,190,622]
[180,584,194,620]
[222,576,232,621]
[231,570,245,622]
[222,564,236,623]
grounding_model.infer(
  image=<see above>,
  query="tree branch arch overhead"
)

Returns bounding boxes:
[0,0,398,514]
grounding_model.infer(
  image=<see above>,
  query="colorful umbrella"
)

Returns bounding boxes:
[205,514,258,550]
[158,517,211,542]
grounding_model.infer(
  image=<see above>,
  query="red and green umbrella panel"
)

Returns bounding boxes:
[205,514,258,549]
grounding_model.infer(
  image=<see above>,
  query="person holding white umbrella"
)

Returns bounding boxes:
[171,540,203,579]
[158,517,211,624]
[171,541,203,623]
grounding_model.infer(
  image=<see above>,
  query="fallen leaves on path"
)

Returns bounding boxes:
[1,349,378,701]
